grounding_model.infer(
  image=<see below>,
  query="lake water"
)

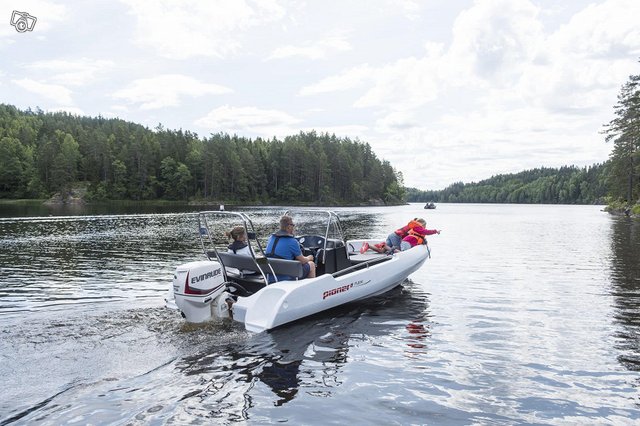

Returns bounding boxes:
[1,203,639,425]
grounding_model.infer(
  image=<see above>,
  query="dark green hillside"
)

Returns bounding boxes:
[406,164,608,204]
[0,104,404,205]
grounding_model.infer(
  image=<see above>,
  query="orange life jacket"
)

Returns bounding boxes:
[395,220,423,237]
[406,228,426,245]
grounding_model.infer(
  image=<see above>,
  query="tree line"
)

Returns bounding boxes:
[406,164,608,204]
[0,104,404,205]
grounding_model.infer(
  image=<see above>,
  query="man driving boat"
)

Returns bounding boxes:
[265,215,316,280]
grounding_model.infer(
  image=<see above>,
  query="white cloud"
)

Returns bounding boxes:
[375,111,419,133]
[46,106,85,116]
[120,0,286,59]
[11,78,73,104]
[0,29,15,45]
[300,42,445,111]
[446,0,543,83]
[113,74,232,109]
[395,0,421,21]
[268,34,352,60]
[27,58,115,86]
[195,105,300,137]
[300,0,543,109]
[551,0,640,58]
[298,64,374,96]
[300,0,541,107]
[301,124,369,138]
[370,92,614,189]
[353,54,441,110]
[110,105,130,113]
[519,0,640,112]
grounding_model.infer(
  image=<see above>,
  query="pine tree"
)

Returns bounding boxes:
[603,70,640,203]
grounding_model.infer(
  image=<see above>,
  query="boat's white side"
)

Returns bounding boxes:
[232,244,429,332]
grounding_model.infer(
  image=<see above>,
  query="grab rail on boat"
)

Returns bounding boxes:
[332,255,393,278]
[198,211,277,284]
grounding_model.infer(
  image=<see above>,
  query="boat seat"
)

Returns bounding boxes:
[216,252,306,281]
[216,252,257,271]
[262,257,306,280]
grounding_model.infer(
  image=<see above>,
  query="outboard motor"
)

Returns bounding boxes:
[171,260,230,323]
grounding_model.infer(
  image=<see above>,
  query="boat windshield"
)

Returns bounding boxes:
[196,209,344,258]
[283,209,344,243]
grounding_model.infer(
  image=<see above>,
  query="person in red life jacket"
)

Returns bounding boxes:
[400,224,440,251]
[361,218,429,254]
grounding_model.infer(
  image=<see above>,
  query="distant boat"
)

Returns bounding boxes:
[424,202,436,209]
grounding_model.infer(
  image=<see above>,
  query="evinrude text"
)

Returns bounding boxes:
[191,268,221,284]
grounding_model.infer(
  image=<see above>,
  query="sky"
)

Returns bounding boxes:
[1,0,639,190]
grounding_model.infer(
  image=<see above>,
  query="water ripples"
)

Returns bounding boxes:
[1,205,640,424]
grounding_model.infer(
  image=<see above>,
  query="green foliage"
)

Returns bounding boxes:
[603,198,640,215]
[0,104,402,205]
[602,65,640,205]
[0,136,31,197]
[50,131,80,198]
[406,164,609,204]
[160,157,192,200]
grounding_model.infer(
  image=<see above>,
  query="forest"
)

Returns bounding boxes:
[0,104,404,205]
[406,164,609,204]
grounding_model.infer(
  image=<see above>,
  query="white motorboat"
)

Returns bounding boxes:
[166,210,430,332]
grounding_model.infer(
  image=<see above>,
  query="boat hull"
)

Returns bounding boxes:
[232,244,429,332]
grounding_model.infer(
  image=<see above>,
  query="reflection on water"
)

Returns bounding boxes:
[609,216,640,371]
[2,204,640,424]
[172,283,431,420]
[0,283,430,424]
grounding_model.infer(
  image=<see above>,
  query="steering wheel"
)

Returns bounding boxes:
[297,235,325,257]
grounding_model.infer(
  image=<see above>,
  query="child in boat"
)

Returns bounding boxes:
[361,218,439,253]
[227,226,251,255]
[400,225,440,251]
[226,226,255,275]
